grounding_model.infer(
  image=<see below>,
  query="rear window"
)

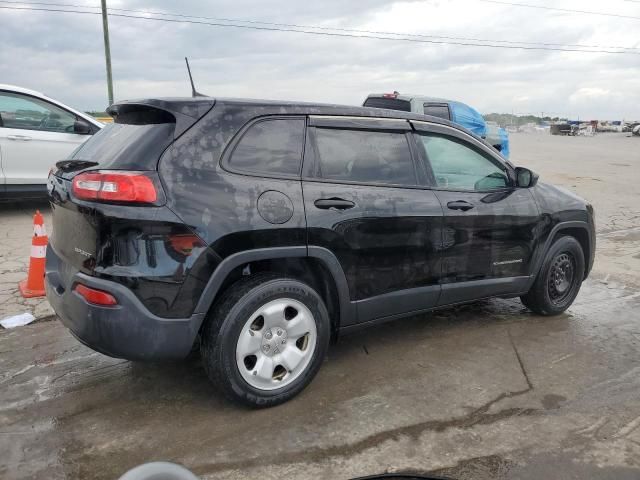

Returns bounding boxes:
[312,128,416,186]
[424,103,451,120]
[69,122,176,171]
[228,118,305,176]
[363,97,411,112]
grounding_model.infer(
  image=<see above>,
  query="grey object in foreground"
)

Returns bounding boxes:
[118,462,199,480]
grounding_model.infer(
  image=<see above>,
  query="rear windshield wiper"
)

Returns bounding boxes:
[55,159,99,172]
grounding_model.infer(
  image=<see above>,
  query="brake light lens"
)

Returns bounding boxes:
[74,284,118,306]
[72,171,158,203]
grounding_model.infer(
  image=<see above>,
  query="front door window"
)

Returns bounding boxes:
[0,92,77,133]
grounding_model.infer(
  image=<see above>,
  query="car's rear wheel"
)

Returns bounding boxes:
[200,274,330,407]
[521,236,585,315]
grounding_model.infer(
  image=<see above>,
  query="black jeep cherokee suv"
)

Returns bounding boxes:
[46,97,595,407]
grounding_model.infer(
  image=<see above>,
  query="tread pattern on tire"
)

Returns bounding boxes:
[200,273,330,408]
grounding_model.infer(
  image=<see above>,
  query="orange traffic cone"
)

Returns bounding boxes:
[18,210,48,298]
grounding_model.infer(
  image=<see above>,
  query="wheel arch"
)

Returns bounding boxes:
[193,246,354,338]
[553,227,591,278]
[532,221,593,283]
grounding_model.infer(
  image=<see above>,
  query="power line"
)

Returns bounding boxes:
[479,0,640,21]
[2,0,639,51]
[1,3,639,55]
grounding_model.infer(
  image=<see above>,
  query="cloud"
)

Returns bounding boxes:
[0,0,638,119]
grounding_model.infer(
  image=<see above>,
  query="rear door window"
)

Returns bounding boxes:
[312,128,417,186]
[228,118,305,176]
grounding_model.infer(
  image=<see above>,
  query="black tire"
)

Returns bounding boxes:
[521,236,585,315]
[200,273,331,408]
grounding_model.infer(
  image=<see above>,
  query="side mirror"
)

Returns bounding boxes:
[515,167,539,188]
[73,119,92,135]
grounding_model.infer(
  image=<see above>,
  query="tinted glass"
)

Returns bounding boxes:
[314,128,416,185]
[363,97,411,112]
[0,92,77,132]
[419,134,509,191]
[71,122,175,171]
[229,118,305,176]
[424,103,451,120]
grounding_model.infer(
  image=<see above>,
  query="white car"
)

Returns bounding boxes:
[0,84,103,200]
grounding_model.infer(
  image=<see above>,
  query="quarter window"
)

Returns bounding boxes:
[418,134,509,191]
[313,128,416,185]
[0,92,77,132]
[228,118,305,176]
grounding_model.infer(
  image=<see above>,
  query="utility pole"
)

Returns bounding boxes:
[101,0,114,106]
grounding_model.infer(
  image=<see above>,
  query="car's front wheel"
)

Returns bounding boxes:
[201,274,330,407]
[521,236,585,315]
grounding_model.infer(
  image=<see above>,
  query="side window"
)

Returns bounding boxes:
[423,103,451,120]
[228,118,305,176]
[0,92,77,132]
[418,134,509,191]
[313,128,416,186]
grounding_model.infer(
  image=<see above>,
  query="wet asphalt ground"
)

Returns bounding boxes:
[1,132,639,479]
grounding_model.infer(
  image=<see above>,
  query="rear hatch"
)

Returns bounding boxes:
[48,98,215,275]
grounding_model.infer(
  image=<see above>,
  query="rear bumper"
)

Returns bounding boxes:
[45,247,204,361]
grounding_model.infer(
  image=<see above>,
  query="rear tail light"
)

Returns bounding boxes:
[72,171,158,204]
[74,284,118,306]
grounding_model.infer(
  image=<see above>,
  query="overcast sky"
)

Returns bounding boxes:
[1,0,639,119]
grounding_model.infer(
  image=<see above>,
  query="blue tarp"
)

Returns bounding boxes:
[449,101,487,138]
[499,127,510,159]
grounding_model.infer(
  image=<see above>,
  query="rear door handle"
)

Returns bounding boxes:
[7,135,32,141]
[447,200,474,211]
[314,198,355,210]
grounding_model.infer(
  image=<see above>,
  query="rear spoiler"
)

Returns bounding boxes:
[107,98,216,137]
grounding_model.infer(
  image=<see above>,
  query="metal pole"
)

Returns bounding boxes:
[101,0,114,106]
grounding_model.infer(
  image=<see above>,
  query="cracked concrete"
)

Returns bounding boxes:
[1,132,639,479]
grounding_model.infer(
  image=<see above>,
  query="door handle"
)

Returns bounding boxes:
[447,200,474,211]
[314,198,355,210]
[7,135,32,141]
